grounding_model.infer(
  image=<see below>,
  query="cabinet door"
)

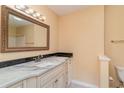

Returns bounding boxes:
[38,64,65,88]
[54,72,66,88]
[8,81,23,88]
[42,80,55,88]
[23,77,37,88]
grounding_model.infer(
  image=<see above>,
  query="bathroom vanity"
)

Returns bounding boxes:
[9,62,67,88]
[0,54,72,88]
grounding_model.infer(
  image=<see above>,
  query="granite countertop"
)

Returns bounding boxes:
[0,56,70,88]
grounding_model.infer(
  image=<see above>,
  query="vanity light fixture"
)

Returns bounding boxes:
[15,5,46,22]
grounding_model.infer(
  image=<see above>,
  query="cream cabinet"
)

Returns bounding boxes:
[41,71,66,88]
[39,70,66,88]
[23,77,37,88]
[37,63,68,88]
[42,79,55,88]
[8,77,37,88]
[67,59,72,86]
[8,59,71,88]
[53,71,66,88]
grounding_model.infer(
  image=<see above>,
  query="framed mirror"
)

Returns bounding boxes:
[0,6,50,52]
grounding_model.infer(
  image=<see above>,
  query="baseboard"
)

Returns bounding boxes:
[70,80,98,88]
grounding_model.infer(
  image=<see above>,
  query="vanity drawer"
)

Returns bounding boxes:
[37,63,66,87]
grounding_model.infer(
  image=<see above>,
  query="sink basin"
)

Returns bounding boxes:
[14,65,46,71]
[35,62,56,68]
[14,62,57,71]
[21,67,44,71]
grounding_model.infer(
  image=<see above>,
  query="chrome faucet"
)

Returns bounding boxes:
[33,55,43,62]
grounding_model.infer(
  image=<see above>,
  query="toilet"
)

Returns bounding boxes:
[115,66,124,87]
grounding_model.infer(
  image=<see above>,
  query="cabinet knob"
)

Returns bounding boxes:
[55,79,58,83]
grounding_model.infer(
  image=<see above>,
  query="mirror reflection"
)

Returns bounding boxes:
[8,14,47,47]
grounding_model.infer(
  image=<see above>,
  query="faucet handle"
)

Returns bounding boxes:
[40,55,44,58]
[38,55,43,59]
[33,55,44,62]
[33,57,38,62]
[33,57,37,60]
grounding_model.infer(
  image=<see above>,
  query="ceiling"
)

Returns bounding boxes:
[47,5,89,16]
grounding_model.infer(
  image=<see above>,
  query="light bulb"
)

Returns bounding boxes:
[42,16,46,20]
[32,12,41,17]
[25,9,34,14]
[35,13,41,17]
[39,16,46,21]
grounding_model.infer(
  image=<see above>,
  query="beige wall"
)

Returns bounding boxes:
[34,25,47,47]
[105,6,124,87]
[0,5,59,61]
[58,6,104,86]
